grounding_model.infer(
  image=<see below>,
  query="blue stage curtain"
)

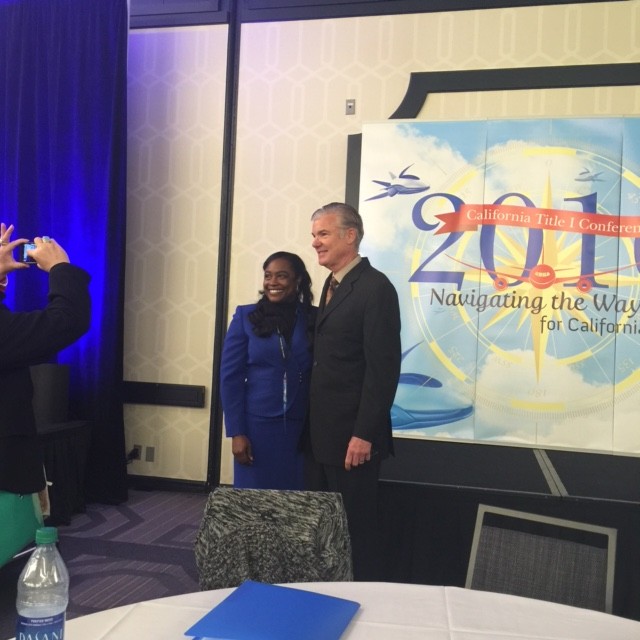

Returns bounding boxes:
[0,0,128,504]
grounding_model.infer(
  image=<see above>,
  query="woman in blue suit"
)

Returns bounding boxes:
[220,252,315,489]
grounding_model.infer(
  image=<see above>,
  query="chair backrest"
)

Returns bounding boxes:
[194,488,353,590]
[0,492,43,568]
[465,504,617,613]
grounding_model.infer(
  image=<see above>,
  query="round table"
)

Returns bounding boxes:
[50,582,640,639]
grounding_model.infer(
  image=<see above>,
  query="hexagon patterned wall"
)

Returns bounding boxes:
[125,25,227,481]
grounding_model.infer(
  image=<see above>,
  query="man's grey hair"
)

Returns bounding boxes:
[311,202,364,249]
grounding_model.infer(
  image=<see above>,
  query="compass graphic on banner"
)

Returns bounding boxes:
[407,143,640,423]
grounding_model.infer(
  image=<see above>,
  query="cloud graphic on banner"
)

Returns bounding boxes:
[484,140,611,203]
[475,350,609,442]
[360,125,470,251]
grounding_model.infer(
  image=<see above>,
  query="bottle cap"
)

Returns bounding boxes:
[35,527,58,545]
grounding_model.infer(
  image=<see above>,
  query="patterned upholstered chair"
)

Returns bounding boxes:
[195,488,353,590]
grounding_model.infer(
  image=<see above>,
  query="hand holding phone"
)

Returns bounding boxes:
[21,236,70,272]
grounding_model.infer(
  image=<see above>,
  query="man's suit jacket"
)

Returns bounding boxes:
[309,258,401,466]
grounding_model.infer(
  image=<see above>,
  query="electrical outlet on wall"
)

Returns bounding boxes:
[345,99,356,115]
[145,446,155,462]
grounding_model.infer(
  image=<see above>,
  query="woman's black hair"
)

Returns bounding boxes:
[260,251,314,310]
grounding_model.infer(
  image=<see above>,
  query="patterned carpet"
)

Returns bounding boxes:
[0,489,209,639]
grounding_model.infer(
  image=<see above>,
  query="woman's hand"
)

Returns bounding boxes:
[232,435,254,465]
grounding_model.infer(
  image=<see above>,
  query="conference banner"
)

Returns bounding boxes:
[359,118,640,454]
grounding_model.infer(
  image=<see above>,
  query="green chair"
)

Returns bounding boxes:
[0,491,43,567]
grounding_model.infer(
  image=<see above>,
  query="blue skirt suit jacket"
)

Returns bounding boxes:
[220,303,314,488]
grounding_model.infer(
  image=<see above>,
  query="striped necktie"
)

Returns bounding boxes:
[326,276,339,304]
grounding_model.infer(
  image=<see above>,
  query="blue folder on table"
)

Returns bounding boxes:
[185,580,360,640]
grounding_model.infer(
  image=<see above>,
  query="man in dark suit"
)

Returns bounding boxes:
[306,202,401,580]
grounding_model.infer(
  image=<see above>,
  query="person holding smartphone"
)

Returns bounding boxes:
[0,223,91,495]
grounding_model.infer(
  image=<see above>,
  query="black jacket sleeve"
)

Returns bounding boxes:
[0,263,91,369]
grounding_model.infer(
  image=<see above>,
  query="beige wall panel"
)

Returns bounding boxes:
[125,25,227,481]
[225,1,639,484]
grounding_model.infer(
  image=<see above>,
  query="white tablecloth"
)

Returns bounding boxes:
[55,582,640,639]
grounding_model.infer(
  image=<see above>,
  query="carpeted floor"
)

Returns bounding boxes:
[0,489,209,640]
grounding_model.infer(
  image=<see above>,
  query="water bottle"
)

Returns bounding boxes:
[16,526,69,640]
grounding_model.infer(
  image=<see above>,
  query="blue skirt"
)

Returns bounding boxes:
[233,414,304,490]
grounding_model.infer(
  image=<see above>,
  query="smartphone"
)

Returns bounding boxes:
[22,243,36,264]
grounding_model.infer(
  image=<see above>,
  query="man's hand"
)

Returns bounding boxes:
[28,236,70,272]
[232,435,254,466]
[345,436,372,471]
